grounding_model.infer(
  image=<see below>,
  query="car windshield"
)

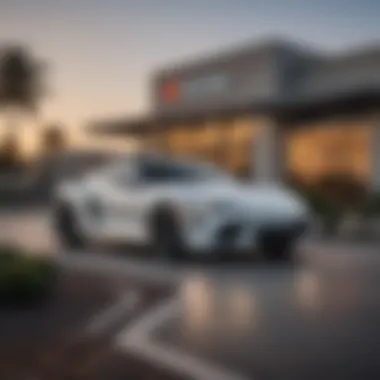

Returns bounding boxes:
[140,155,231,183]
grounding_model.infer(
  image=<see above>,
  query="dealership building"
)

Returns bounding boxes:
[91,38,380,190]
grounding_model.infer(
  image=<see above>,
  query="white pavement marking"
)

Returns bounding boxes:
[58,253,250,379]
[117,298,179,342]
[85,290,141,336]
[116,298,250,380]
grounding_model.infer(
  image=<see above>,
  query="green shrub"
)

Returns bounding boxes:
[0,246,59,307]
[314,173,366,209]
[291,181,346,236]
[0,245,20,265]
[290,175,380,235]
[358,192,380,219]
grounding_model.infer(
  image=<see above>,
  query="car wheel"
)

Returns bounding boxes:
[151,208,187,261]
[55,205,86,250]
[260,238,294,262]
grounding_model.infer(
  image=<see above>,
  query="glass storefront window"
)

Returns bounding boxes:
[155,131,168,152]
[285,121,371,184]
[200,122,220,150]
[208,120,232,169]
[233,117,254,144]
[166,128,178,154]
[183,126,204,157]
[225,116,259,175]
[143,131,157,150]
[138,116,262,178]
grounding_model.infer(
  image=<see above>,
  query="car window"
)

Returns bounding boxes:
[101,156,137,185]
[138,156,228,183]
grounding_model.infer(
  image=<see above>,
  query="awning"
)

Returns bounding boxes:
[88,88,380,136]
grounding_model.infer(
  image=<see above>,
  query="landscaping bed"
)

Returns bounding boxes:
[1,336,190,380]
[0,270,116,345]
[0,266,119,376]
[0,246,185,380]
[0,268,186,380]
[290,174,380,238]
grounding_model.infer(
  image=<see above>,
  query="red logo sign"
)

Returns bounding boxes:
[160,80,179,103]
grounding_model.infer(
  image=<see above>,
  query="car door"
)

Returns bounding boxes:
[99,157,153,243]
[106,155,189,244]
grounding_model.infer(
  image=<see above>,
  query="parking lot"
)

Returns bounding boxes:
[1,209,380,380]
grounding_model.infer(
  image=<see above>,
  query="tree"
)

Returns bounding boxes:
[0,45,47,163]
[41,124,67,154]
[0,45,46,115]
[0,134,21,171]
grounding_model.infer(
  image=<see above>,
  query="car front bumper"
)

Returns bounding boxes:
[184,216,310,255]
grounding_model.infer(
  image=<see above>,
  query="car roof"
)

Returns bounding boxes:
[134,151,205,167]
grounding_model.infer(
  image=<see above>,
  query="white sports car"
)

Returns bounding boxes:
[52,152,310,260]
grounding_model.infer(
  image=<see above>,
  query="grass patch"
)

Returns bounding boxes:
[0,245,59,307]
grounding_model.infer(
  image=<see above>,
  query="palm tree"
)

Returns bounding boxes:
[41,123,68,154]
[0,45,47,164]
[0,133,21,172]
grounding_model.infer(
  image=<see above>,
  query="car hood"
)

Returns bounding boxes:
[171,180,308,220]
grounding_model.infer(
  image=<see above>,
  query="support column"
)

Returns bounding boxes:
[369,119,380,192]
[253,118,285,183]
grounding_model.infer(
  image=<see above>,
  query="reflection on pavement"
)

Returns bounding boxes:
[2,211,380,379]
[295,269,321,312]
[180,274,214,333]
[179,272,260,344]
[227,284,258,330]
[154,255,380,380]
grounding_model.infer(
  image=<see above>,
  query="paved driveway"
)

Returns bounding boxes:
[1,209,380,380]
[0,209,56,253]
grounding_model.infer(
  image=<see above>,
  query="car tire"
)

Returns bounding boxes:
[260,239,294,262]
[55,205,86,250]
[151,207,187,261]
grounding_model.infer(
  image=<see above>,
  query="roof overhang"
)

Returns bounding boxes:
[89,88,380,136]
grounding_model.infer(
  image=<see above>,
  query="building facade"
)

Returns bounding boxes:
[90,38,380,190]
